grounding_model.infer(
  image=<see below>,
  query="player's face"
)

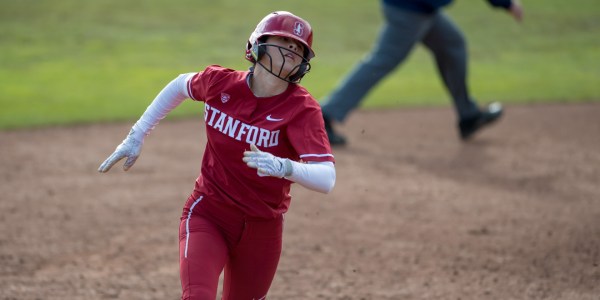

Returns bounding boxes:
[261,36,306,79]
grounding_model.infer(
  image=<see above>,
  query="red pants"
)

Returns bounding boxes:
[179,196,283,300]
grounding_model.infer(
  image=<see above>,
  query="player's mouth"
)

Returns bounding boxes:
[284,53,296,61]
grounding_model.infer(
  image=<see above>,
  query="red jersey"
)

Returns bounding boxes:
[185,65,334,219]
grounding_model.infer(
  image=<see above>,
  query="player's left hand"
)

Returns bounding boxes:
[243,144,292,178]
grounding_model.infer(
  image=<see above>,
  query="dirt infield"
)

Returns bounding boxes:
[1,102,599,300]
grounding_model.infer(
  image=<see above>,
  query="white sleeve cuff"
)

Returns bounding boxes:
[286,161,336,194]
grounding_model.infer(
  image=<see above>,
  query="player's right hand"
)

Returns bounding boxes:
[98,132,143,173]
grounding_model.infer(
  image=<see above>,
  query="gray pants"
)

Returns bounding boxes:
[321,4,481,123]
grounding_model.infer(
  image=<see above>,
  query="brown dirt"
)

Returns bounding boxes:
[1,102,599,300]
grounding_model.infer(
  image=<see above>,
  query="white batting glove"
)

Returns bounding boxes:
[98,128,144,173]
[243,144,293,178]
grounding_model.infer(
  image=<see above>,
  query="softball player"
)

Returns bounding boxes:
[98,11,336,300]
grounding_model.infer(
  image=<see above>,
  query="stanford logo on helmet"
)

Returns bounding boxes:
[293,22,304,37]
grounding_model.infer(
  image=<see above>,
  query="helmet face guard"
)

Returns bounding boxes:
[253,42,311,83]
[245,11,315,83]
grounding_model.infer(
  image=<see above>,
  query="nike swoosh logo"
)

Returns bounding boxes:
[266,115,283,122]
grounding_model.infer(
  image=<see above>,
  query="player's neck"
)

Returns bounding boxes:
[250,67,289,98]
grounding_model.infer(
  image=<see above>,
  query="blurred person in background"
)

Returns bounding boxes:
[321,0,524,146]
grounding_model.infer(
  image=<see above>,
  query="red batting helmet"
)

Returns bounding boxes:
[245,11,315,63]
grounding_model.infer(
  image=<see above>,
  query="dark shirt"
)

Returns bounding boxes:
[382,0,512,14]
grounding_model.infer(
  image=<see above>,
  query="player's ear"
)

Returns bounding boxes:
[252,37,268,61]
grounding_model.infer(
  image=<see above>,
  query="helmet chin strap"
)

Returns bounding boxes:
[256,44,310,84]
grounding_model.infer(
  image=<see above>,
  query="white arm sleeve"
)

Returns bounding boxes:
[286,161,336,194]
[129,73,196,141]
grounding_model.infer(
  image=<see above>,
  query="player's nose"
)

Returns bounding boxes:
[287,42,299,53]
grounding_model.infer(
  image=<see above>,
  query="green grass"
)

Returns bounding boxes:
[1,0,599,129]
